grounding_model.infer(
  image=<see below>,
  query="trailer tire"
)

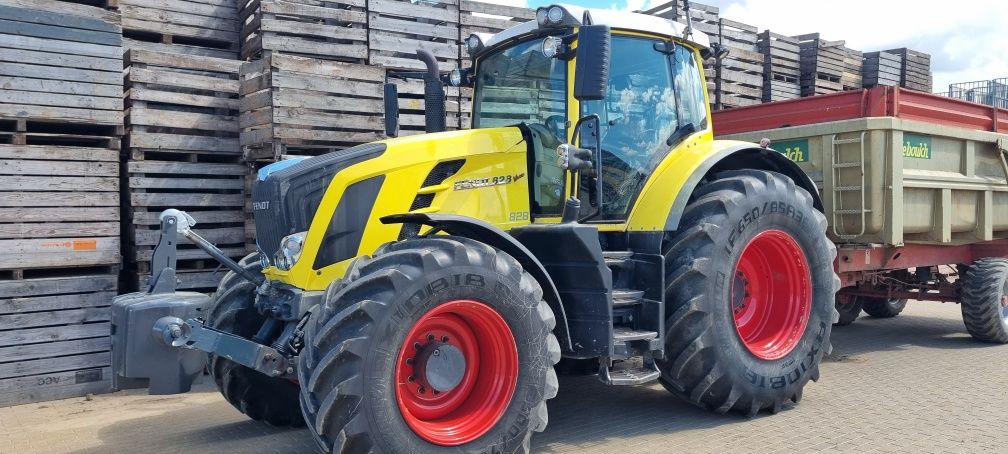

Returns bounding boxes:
[861,297,907,318]
[298,236,560,453]
[658,170,839,416]
[960,258,1008,344]
[834,296,863,326]
[208,253,304,427]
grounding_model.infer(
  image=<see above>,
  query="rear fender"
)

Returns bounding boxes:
[380,213,573,352]
[664,143,824,231]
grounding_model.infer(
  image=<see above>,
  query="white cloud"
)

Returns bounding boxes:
[705,0,1008,91]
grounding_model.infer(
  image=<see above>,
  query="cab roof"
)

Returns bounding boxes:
[483,4,711,50]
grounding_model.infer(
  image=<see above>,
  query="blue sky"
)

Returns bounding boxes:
[498,0,1008,91]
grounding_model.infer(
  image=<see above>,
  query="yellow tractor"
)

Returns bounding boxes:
[112,4,839,453]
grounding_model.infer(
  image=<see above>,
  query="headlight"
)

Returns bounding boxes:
[449,68,463,86]
[541,36,564,58]
[274,231,306,270]
[465,33,484,56]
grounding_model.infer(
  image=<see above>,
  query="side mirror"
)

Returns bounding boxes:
[573,25,610,101]
[383,82,399,138]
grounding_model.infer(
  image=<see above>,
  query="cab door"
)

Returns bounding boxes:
[576,35,709,226]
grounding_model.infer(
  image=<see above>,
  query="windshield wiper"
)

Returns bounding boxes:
[666,122,697,147]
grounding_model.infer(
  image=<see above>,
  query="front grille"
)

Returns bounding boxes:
[252,143,386,262]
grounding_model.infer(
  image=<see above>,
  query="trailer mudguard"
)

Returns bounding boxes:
[380,213,573,352]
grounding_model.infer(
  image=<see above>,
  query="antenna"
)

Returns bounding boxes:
[682,0,694,40]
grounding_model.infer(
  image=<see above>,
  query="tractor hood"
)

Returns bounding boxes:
[253,127,533,290]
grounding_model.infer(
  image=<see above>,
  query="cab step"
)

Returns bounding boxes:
[599,359,660,385]
[613,288,644,307]
[603,250,633,267]
[613,326,657,342]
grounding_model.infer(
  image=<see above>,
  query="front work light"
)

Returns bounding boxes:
[536,5,577,28]
[465,33,484,56]
[541,36,564,58]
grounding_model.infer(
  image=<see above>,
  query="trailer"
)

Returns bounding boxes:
[714,86,1008,334]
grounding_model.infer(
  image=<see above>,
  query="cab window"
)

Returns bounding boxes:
[579,35,678,221]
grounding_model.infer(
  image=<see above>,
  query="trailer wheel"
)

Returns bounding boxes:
[834,295,863,326]
[658,170,839,416]
[298,236,560,453]
[861,298,907,318]
[208,253,304,427]
[960,258,1008,343]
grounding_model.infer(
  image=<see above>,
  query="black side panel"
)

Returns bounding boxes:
[314,176,385,269]
[399,159,465,240]
[510,224,612,358]
[252,143,386,260]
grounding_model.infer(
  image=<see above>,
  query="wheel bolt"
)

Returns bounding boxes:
[433,390,440,395]
[418,386,426,394]
[441,336,449,342]
[405,358,414,365]
[413,342,421,350]
[427,334,435,341]
[408,375,415,382]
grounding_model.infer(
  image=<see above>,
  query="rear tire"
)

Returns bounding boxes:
[861,298,907,318]
[298,236,560,453]
[657,170,839,416]
[960,258,1008,343]
[208,253,304,427]
[834,296,863,326]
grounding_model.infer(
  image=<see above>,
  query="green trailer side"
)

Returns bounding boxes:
[722,117,1008,246]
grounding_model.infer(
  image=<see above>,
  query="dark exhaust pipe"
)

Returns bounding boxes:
[417,49,446,133]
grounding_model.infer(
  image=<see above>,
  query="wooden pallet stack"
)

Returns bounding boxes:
[119,0,240,59]
[239,53,385,159]
[757,30,801,102]
[717,19,763,108]
[122,49,246,292]
[884,47,932,92]
[0,0,123,406]
[861,51,902,88]
[239,0,367,63]
[457,0,534,129]
[839,46,862,91]
[794,33,844,97]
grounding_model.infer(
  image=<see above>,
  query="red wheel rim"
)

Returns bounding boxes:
[394,300,518,446]
[731,229,812,360]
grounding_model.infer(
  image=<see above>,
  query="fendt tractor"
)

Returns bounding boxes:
[114,4,843,453]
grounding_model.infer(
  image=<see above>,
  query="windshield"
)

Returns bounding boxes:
[472,39,567,138]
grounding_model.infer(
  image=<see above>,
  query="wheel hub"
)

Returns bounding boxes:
[394,300,518,446]
[413,341,467,393]
[731,229,812,360]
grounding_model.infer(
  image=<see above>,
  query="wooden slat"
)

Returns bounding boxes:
[0,237,120,269]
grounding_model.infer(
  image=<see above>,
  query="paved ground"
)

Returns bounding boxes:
[2,302,1006,454]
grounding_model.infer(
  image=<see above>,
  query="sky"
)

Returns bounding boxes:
[489,0,1008,92]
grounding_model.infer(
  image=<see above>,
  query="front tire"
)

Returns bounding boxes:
[298,236,560,453]
[960,258,1008,343]
[207,253,304,427]
[658,170,839,415]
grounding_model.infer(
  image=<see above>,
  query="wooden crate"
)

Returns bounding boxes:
[459,0,532,42]
[717,18,762,108]
[794,33,844,97]
[124,49,242,161]
[0,0,123,129]
[840,47,863,91]
[124,159,248,292]
[862,51,902,88]
[758,30,800,102]
[0,143,121,274]
[884,47,932,92]
[239,0,367,62]
[367,0,460,71]
[119,0,240,57]
[0,273,116,407]
[239,53,385,161]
